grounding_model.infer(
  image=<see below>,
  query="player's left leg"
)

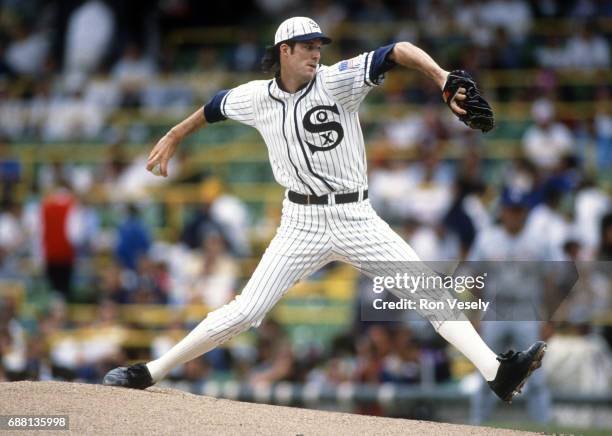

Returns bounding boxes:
[104,200,334,388]
[149,252,330,381]
[104,248,332,388]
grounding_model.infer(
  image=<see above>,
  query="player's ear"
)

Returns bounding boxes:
[279,43,290,57]
[279,42,296,58]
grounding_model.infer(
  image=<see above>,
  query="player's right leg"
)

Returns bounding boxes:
[104,200,332,389]
[470,321,510,424]
[326,200,546,402]
[508,321,551,422]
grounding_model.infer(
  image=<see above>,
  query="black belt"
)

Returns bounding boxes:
[288,189,368,205]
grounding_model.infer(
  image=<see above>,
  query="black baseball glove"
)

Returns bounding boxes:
[443,70,495,133]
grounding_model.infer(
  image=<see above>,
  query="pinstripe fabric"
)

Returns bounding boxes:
[148,198,458,379]
[325,200,462,329]
[274,17,330,45]
[218,51,381,196]
[147,200,333,377]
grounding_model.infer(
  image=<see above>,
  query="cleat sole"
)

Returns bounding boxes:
[504,343,547,403]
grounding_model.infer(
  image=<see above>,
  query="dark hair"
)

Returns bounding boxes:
[261,41,296,75]
[127,203,140,218]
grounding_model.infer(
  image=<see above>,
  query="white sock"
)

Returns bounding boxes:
[146,300,249,382]
[146,319,217,382]
[437,320,500,381]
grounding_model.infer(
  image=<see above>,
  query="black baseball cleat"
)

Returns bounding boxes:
[103,363,154,390]
[487,341,547,403]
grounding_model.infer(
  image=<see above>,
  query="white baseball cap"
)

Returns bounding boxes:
[274,17,332,46]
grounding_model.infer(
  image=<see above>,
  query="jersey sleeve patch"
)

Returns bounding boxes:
[369,43,397,85]
[203,89,230,123]
[338,59,357,71]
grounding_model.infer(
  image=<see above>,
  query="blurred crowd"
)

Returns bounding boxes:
[0,0,611,423]
[0,0,610,143]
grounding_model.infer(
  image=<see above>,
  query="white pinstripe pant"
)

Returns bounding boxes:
[156,197,457,373]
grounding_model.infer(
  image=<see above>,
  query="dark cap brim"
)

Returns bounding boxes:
[280,32,332,45]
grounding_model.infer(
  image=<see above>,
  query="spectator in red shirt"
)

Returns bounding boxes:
[41,180,78,300]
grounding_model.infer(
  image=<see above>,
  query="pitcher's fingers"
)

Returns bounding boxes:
[160,160,169,177]
[147,149,160,164]
[147,146,161,160]
[451,100,467,115]
[146,159,158,171]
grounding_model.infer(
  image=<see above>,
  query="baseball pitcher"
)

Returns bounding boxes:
[104,17,544,404]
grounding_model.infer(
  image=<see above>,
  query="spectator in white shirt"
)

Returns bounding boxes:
[565,25,610,70]
[64,0,115,75]
[112,42,156,109]
[522,99,574,172]
[525,183,570,261]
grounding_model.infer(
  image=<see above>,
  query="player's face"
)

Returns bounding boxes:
[284,39,322,83]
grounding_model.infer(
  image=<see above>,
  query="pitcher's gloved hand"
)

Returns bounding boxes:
[443,70,495,133]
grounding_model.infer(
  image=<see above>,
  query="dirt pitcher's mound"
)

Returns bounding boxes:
[0,381,538,435]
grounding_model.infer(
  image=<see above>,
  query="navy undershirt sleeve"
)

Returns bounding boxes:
[369,43,397,84]
[203,89,230,123]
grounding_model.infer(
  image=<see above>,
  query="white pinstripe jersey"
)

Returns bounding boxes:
[205,45,396,196]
